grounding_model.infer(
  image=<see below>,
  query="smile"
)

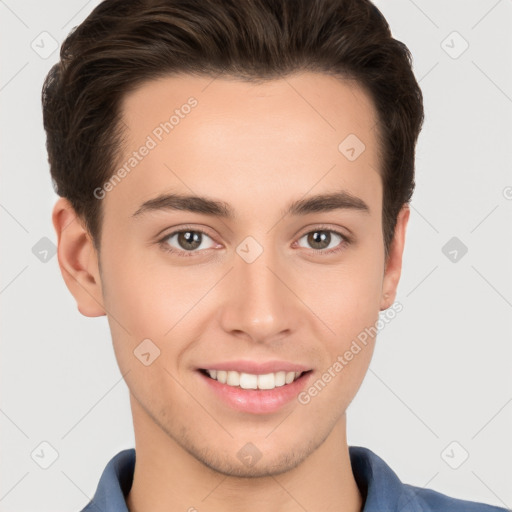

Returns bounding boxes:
[201,369,307,390]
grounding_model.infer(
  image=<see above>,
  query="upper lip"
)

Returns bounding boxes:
[198,360,311,375]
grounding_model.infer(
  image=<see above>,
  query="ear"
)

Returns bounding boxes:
[380,205,410,311]
[52,197,106,317]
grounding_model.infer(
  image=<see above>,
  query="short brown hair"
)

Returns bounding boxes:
[42,0,424,258]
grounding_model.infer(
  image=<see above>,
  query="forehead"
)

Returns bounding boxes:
[105,72,382,223]
[120,71,378,147]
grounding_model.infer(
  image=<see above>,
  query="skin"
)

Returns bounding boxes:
[52,71,409,512]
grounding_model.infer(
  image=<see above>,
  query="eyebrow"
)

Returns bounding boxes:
[131,189,370,220]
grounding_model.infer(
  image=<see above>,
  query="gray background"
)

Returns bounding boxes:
[1,0,511,510]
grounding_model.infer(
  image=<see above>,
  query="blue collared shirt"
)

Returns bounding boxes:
[80,446,508,512]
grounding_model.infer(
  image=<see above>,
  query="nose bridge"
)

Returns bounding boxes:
[219,236,295,341]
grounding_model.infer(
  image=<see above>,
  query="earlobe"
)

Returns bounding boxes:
[380,205,410,311]
[52,197,106,317]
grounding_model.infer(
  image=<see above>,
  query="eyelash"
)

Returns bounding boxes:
[157,225,351,258]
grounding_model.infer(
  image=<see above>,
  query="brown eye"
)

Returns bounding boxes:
[160,229,216,255]
[296,229,347,253]
[176,231,202,250]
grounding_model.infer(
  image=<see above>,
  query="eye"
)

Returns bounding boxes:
[157,225,351,258]
[296,228,349,254]
[159,228,217,257]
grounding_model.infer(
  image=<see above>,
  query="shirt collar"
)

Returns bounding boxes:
[81,445,422,512]
[349,446,423,512]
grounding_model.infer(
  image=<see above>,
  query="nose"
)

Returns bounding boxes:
[218,242,302,344]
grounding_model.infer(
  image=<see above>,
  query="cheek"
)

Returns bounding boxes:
[98,246,171,373]
[101,256,190,404]
[100,247,216,380]
[300,256,383,337]
[294,247,383,404]
[101,245,193,336]
[299,342,374,416]
[297,267,381,411]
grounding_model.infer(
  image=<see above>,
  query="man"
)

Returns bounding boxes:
[42,0,508,511]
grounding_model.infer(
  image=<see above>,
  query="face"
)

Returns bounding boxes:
[55,71,408,477]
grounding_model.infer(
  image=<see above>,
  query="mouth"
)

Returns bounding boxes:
[198,368,313,390]
[197,367,314,414]
[195,359,314,414]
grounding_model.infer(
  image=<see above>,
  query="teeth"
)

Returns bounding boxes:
[227,370,240,386]
[274,371,286,387]
[205,369,303,390]
[240,372,257,389]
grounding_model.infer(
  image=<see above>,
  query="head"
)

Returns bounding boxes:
[45,0,423,477]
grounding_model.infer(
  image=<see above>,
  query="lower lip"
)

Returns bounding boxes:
[198,370,313,414]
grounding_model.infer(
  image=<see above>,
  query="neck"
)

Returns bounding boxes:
[126,395,363,512]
